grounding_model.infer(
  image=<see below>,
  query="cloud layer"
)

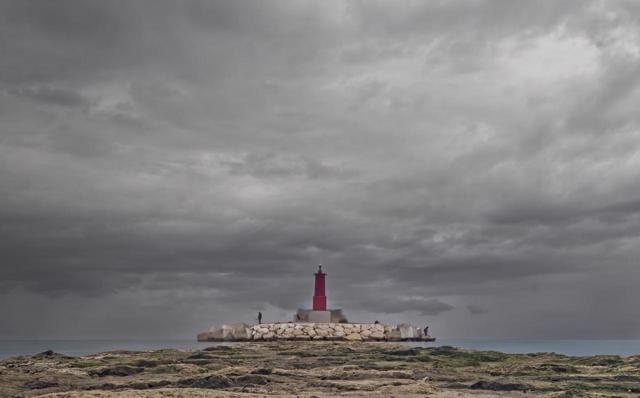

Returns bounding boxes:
[1,0,640,339]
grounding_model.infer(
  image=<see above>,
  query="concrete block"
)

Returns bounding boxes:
[398,323,418,339]
[308,310,331,323]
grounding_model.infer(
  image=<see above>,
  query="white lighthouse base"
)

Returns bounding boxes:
[308,311,331,323]
[295,309,348,323]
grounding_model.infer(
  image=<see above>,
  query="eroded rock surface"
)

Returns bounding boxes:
[1,342,639,397]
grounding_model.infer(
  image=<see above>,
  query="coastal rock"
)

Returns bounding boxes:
[469,380,534,391]
[235,374,270,386]
[177,375,233,389]
[198,321,432,342]
[8,341,630,398]
[385,330,402,340]
[398,323,419,339]
[89,366,144,377]
[24,379,59,389]
[222,323,251,340]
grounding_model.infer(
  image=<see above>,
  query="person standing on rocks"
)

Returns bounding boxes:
[258,312,262,324]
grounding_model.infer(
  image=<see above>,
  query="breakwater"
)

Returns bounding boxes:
[197,322,434,342]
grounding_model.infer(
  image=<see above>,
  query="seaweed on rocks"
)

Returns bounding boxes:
[175,374,234,389]
[469,380,535,391]
[235,374,270,385]
[88,365,144,377]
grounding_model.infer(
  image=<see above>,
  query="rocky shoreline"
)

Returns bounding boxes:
[197,322,435,342]
[2,342,639,397]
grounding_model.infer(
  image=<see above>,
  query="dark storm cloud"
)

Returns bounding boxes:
[1,0,640,339]
[7,86,90,108]
[361,297,455,317]
[467,305,488,316]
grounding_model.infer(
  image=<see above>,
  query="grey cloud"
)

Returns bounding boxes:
[223,152,356,180]
[1,0,640,339]
[349,294,455,316]
[467,305,488,315]
[7,86,90,108]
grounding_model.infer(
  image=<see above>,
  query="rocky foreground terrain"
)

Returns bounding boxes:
[1,342,639,397]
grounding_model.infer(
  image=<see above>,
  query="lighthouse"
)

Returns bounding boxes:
[295,265,348,323]
[313,265,327,311]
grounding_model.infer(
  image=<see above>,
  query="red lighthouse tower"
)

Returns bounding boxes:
[295,265,348,323]
[312,265,327,311]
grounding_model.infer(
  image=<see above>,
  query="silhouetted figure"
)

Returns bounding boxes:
[258,312,262,324]
[296,314,301,321]
[374,320,379,324]
[423,326,429,336]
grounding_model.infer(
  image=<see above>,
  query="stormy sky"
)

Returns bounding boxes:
[1,1,640,339]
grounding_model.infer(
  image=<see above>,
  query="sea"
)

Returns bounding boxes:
[1,339,640,360]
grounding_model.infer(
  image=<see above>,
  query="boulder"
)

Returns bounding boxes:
[222,323,251,340]
[398,323,419,339]
[385,330,402,341]
[197,327,224,341]
[345,333,363,341]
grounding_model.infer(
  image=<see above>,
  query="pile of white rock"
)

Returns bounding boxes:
[197,322,433,342]
[251,322,387,341]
